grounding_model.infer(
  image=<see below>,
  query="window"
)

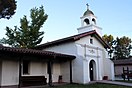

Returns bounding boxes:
[23,60,30,74]
[90,39,93,44]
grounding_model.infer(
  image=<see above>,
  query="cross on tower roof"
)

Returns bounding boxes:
[86,3,89,10]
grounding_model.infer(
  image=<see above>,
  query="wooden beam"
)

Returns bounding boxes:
[48,61,53,86]
[70,60,73,83]
[18,57,22,88]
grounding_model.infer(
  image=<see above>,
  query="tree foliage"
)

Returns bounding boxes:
[102,34,115,47]
[102,34,115,58]
[103,34,132,59]
[0,6,48,48]
[0,0,17,19]
[114,36,132,59]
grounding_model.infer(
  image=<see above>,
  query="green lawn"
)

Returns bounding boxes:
[53,83,131,88]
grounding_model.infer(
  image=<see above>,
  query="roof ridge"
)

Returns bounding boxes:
[35,30,97,49]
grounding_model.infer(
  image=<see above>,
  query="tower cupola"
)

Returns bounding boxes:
[77,4,102,36]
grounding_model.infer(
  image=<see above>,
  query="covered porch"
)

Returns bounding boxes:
[0,46,76,88]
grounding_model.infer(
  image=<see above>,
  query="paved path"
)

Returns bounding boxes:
[24,81,132,88]
[22,81,132,88]
[10,81,131,88]
[96,80,132,87]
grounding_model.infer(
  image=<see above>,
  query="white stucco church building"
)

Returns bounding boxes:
[36,5,115,83]
[0,4,114,88]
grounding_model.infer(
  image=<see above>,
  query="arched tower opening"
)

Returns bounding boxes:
[84,18,90,26]
[92,18,96,24]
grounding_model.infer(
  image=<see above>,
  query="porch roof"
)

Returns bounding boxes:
[0,46,76,60]
[113,59,132,66]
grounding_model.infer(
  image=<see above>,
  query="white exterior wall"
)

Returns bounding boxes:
[1,60,19,86]
[29,61,48,77]
[77,24,102,36]
[52,63,61,82]
[74,44,85,83]
[43,35,114,83]
[43,42,76,55]
[60,61,70,82]
[103,58,115,80]
[0,59,62,86]
[26,61,61,83]
[43,42,84,83]
[76,35,114,81]
[114,65,132,76]
[76,36,105,82]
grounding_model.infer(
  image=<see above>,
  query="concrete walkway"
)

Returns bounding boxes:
[96,80,132,87]
[2,81,132,88]
[22,81,132,88]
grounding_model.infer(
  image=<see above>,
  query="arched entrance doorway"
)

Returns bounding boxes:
[89,60,96,81]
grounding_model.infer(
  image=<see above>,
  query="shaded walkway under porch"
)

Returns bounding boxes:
[0,82,69,88]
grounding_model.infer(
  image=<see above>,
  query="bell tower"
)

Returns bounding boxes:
[77,4,102,36]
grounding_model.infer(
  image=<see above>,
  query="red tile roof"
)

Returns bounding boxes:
[0,46,76,60]
[35,30,110,49]
[113,59,132,66]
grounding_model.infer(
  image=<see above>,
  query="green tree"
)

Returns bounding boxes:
[0,0,17,19]
[114,36,132,59]
[102,34,115,59]
[0,6,48,48]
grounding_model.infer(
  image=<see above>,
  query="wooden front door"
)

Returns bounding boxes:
[89,60,94,81]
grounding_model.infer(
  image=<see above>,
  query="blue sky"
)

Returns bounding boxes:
[0,0,132,44]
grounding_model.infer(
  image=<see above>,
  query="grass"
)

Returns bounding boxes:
[52,83,132,88]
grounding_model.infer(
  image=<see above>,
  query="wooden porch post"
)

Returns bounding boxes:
[70,60,73,84]
[18,57,22,88]
[48,61,53,86]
